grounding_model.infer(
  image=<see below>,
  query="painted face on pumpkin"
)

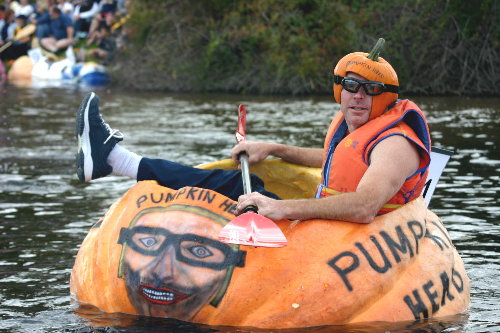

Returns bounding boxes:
[117,207,245,320]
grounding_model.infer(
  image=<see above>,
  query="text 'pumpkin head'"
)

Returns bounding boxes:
[333,38,399,120]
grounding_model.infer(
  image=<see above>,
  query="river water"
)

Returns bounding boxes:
[0,85,498,332]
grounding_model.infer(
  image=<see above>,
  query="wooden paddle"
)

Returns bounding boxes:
[219,105,288,247]
[0,24,36,54]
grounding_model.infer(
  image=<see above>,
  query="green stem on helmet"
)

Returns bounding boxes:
[367,38,385,62]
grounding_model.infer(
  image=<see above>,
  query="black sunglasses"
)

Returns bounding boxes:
[118,226,246,271]
[334,75,399,96]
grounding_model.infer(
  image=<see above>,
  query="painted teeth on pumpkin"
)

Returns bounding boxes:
[142,287,175,301]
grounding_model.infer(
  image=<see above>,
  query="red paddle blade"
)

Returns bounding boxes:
[235,104,247,143]
[219,212,287,247]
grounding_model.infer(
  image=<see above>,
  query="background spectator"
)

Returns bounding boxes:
[73,0,99,39]
[3,0,20,12]
[14,0,33,18]
[86,0,116,43]
[0,14,31,60]
[40,6,73,53]
[0,8,16,46]
[30,0,51,40]
[57,0,73,16]
[84,22,115,64]
[0,5,6,28]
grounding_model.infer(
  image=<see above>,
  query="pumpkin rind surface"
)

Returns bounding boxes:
[71,160,469,328]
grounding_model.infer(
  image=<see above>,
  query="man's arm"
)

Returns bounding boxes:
[231,141,323,168]
[66,25,74,40]
[236,135,420,223]
[78,2,100,20]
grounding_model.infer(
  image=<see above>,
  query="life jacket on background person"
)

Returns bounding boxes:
[316,99,431,215]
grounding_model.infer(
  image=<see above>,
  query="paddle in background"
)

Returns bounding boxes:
[219,105,288,247]
[0,24,36,54]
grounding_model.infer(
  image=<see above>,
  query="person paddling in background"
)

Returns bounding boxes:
[75,39,431,224]
[0,14,31,61]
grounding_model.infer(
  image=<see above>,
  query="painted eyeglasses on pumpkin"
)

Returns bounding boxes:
[118,226,246,271]
[334,75,399,96]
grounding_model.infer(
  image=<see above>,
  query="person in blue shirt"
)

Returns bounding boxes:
[40,6,73,53]
[29,2,51,40]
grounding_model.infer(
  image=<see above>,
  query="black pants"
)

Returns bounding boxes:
[0,43,29,61]
[137,157,280,201]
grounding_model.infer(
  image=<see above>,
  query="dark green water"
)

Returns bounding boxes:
[0,85,499,332]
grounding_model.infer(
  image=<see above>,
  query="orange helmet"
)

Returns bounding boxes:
[333,39,399,120]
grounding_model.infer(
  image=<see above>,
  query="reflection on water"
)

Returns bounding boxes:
[0,85,499,332]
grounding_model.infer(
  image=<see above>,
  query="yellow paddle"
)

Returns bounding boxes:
[0,24,36,54]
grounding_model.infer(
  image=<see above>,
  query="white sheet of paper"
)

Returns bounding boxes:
[423,148,453,206]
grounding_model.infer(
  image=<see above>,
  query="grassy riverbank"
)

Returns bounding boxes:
[111,0,498,96]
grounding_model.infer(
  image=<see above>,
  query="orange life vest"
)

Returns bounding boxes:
[316,99,431,214]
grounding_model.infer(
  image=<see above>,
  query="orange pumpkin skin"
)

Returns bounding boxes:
[71,180,470,329]
[7,55,33,83]
[333,51,399,120]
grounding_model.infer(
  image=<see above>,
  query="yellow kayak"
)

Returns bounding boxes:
[70,159,470,328]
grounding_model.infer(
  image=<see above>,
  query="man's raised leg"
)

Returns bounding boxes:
[75,92,279,201]
[76,92,125,181]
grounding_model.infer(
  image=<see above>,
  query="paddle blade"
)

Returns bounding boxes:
[14,24,36,41]
[219,212,288,247]
[235,104,247,143]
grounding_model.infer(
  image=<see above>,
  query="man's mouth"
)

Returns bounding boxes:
[350,106,368,112]
[140,284,189,304]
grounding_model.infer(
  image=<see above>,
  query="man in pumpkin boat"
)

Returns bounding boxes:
[75,39,431,223]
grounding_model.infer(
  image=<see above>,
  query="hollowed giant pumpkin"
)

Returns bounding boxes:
[70,159,469,329]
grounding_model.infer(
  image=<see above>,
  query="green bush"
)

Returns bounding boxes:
[111,0,498,95]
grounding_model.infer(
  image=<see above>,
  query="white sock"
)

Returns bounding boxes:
[107,144,142,179]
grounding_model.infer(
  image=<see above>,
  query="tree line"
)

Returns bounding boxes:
[111,0,499,96]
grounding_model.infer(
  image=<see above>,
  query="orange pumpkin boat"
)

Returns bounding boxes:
[70,159,470,329]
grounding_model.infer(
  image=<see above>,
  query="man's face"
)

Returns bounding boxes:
[119,210,232,320]
[340,72,373,131]
[49,8,60,19]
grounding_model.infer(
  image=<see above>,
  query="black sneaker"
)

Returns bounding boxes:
[76,92,124,182]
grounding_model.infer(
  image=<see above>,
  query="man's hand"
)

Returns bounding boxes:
[231,141,323,168]
[236,192,285,220]
[231,141,276,165]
